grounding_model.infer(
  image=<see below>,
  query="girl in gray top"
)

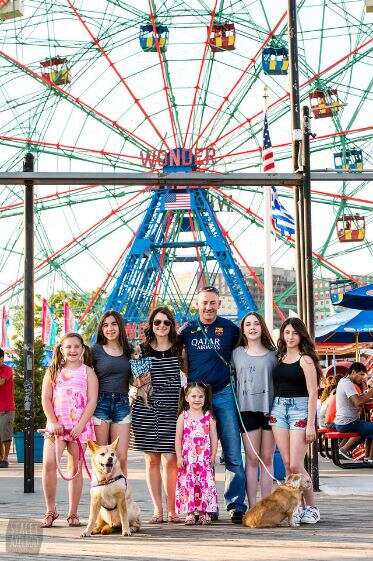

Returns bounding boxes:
[232,312,277,508]
[91,310,132,476]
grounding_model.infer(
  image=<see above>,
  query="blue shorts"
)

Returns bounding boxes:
[93,391,131,425]
[269,397,309,430]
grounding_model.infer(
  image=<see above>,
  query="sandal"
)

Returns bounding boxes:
[184,513,196,526]
[40,510,59,528]
[67,514,81,527]
[199,513,211,526]
[168,514,181,523]
[148,514,164,524]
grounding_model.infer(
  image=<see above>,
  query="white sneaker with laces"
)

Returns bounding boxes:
[301,505,320,524]
[292,507,304,525]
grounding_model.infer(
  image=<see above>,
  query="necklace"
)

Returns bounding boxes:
[152,344,171,358]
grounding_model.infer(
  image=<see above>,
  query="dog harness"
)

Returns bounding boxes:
[90,474,128,511]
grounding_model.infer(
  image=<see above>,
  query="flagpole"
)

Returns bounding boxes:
[263,87,274,334]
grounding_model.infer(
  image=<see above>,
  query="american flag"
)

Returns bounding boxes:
[262,113,295,237]
[164,191,191,210]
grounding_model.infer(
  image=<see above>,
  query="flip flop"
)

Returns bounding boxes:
[184,513,196,525]
[148,514,164,524]
[67,514,81,527]
[40,510,59,528]
[168,514,182,523]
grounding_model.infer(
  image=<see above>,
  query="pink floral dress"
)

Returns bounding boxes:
[46,364,96,443]
[175,411,218,514]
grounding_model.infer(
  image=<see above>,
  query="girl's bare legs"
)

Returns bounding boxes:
[144,452,163,518]
[289,431,315,506]
[42,438,66,513]
[271,427,291,475]
[161,453,178,517]
[67,441,84,519]
[94,420,110,445]
[259,430,276,500]
[242,429,261,507]
[110,422,131,477]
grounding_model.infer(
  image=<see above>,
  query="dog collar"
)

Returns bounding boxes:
[91,474,127,489]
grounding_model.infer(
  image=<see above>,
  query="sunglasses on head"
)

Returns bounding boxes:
[198,285,219,296]
[153,319,172,327]
[187,381,208,389]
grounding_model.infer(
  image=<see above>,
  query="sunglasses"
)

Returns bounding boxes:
[153,319,172,327]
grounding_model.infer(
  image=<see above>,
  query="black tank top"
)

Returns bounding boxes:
[272,359,308,398]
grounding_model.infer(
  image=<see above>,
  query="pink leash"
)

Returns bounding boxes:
[39,429,92,481]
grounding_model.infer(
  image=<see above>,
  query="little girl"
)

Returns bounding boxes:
[175,382,218,525]
[40,332,98,528]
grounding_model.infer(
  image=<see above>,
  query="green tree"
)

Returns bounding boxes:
[11,289,106,345]
[13,337,46,431]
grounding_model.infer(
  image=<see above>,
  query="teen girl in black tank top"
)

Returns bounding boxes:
[272,359,308,398]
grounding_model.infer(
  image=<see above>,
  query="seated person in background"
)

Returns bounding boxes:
[335,362,373,462]
[318,376,337,428]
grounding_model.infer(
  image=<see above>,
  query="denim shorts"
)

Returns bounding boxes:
[269,397,309,430]
[92,391,131,425]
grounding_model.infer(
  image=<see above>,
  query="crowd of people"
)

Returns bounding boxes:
[1,285,372,529]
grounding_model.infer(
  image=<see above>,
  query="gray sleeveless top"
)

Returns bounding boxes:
[232,347,277,414]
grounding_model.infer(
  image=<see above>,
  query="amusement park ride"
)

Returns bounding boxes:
[0,0,371,328]
[0,0,371,495]
[104,147,257,323]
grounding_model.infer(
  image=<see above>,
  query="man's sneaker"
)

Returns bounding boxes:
[300,506,320,524]
[231,511,245,525]
[339,448,352,460]
[0,460,9,468]
[292,507,304,525]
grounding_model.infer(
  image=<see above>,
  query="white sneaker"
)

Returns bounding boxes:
[301,505,320,524]
[292,507,304,525]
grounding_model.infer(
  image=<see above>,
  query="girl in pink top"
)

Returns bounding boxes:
[41,332,98,529]
[175,382,218,525]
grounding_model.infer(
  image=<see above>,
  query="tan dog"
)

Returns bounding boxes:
[242,473,312,528]
[81,438,141,537]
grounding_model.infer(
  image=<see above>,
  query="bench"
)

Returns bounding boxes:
[317,428,332,459]
[323,430,372,469]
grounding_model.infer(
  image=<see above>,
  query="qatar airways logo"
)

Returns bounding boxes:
[140,147,216,170]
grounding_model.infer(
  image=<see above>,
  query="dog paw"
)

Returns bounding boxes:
[80,530,92,537]
[121,529,132,537]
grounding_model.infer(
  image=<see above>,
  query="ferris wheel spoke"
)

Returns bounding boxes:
[191,11,287,151]
[0,188,150,303]
[206,37,373,154]
[66,0,169,151]
[214,186,364,285]
[0,134,145,171]
[0,50,156,153]
[79,231,138,324]
[147,0,180,147]
[183,0,218,148]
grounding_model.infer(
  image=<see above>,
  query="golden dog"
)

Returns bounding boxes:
[81,438,141,537]
[242,473,312,528]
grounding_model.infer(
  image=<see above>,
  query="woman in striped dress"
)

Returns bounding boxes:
[131,306,183,524]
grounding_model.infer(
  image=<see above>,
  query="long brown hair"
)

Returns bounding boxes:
[96,310,132,358]
[143,306,182,358]
[177,382,213,416]
[277,318,322,383]
[236,312,275,350]
[48,332,92,384]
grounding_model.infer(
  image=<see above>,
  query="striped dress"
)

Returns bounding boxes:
[131,346,181,453]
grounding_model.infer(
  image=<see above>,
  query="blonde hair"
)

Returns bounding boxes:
[48,332,91,384]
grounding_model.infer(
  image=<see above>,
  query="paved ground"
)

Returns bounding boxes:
[0,450,373,561]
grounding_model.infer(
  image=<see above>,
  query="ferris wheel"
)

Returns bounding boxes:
[0,0,371,325]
